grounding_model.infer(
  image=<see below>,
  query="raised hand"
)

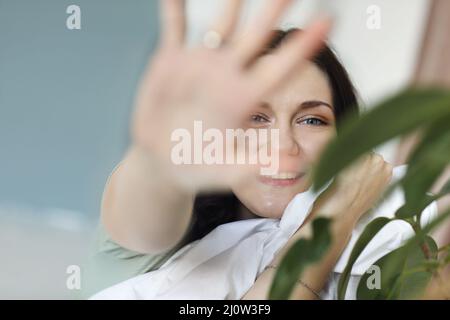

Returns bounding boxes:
[131,0,333,191]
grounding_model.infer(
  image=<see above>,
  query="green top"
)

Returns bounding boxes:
[79,222,182,299]
[78,160,188,299]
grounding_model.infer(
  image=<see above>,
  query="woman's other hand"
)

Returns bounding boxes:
[312,152,394,226]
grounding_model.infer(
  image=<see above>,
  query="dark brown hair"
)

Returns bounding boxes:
[181,29,359,246]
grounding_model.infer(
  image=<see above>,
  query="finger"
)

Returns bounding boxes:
[231,0,294,66]
[208,0,243,44]
[160,0,186,48]
[247,17,332,96]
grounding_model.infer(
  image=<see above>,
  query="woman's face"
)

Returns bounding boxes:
[231,59,337,219]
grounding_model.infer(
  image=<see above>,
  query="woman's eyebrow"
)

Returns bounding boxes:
[259,100,333,110]
[299,100,333,110]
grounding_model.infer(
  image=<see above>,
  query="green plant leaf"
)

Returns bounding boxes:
[439,176,450,196]
[313,88,450,191]
[396,241,434,300]
[444,250,450,265]
[406,115,450,165]
[423,235,439,260]
[406,206,450,250]
[356,234,440,300]
[356,246,408,299]
[392,236,437,299]
[395,175,450,220]
[397,129,450,218]
[421,259,441,269]
[394,197,432,220]
[345,214,445,300]
[337,217,391,299]
[268,217,332,300]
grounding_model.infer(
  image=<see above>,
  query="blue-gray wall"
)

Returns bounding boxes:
[0,0,159,216]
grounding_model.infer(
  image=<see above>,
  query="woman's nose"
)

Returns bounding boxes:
[276,126,300,157]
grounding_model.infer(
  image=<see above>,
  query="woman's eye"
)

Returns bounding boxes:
[251,114,270,123]
[298,117,327,126]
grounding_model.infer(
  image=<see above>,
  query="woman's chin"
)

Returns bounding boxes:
[232,175,312,220]
[250,198,293,219]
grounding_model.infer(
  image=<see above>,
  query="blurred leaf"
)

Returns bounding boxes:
[397,127,450,218]
[269,217,331,300]
[337,217,391,299]
[395,236,437,299]
[396,174,450,219]
[406,207,450,250]
[444,249,450,265]
[356,235,439,299]
[439,176,450,196]
[407,116,450,165]
[313,89,450,191]
[423,235,439,260]
[398,272,433,299]
[397,242,434,299]
[394,196,432,220]
[356,246,408,299]
[399,207,450,296]
[421,259,441,269]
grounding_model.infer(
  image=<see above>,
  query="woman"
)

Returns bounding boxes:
[85,0,395,299]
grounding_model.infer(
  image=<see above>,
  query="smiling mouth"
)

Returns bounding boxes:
[258,172,305,187]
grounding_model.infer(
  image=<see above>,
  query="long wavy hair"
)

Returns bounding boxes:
[180,28,359,246]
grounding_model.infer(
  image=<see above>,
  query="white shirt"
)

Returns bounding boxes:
[91,165,438,300]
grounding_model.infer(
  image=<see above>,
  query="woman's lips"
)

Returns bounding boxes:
[258,172,305,187]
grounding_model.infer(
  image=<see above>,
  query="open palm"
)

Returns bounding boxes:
[131,0,332,190]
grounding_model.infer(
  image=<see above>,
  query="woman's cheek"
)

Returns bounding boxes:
[297,129,335,162]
